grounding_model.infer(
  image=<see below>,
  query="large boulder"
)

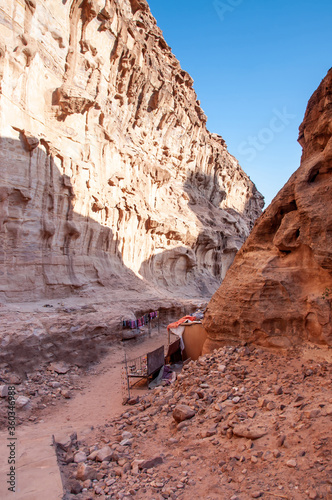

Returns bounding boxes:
[203,68,332,350]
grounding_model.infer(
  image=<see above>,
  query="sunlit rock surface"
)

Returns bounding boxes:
[203,68,332,349]
[0,0,263,304]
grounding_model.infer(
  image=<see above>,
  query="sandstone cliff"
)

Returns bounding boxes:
[0,0,263,304]
[203,68,332,350]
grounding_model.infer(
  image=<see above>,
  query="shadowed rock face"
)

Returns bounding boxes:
[203,68,332,350]
[0,0,263,303]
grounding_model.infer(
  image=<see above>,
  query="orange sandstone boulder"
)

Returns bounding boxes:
[203,68,332,350]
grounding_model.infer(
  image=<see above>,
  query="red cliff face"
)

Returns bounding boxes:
[203,68,332,350]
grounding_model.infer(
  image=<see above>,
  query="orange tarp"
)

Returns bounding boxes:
[167,315,196,331]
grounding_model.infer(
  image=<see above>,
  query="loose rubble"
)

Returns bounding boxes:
[0,362,86,427]
[58,345,332,500]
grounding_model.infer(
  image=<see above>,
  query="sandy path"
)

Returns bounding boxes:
[0,328,171,500]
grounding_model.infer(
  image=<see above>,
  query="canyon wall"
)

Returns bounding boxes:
[0,0,263,303]
[203,68,332,349]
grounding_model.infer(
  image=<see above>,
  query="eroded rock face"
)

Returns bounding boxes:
[0,0,263,303]
[203,68,332,349]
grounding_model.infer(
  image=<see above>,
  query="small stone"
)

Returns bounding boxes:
[139,456,163,470]
[121,431,133,439]
[49,381,61,388]
[177,421,188,431]
[152,481,164,488]
[218,364,226,373]
[120,438,133,446]
[277,434,286,447]
[233,424,267,440]
[173,405,195,423]
[0,385,8,397]
[232,396,240,404]
[286,459,297,468]
[53,434,72,451]
[201,427,217,438]
[64,451,74,464]
[74,451,87,463]
[127,396,139,405]
[68,479,82,494]
[15,396,30,409]
[131,459,144,474]
[76,463,98,481]
[304,409,320,419]
[105,478,116,486]
[95,446,113,462]
[49,361,70,374]
[87,450,99,460]
[251,492,262,498]
[258,398,267,408]
[7,374,21,384]
[251,456,258,464]
[61,389,71,399]
[274,385,283,395]
[266,401,276,411]
[308,489,318,499]
[226,428,233,439]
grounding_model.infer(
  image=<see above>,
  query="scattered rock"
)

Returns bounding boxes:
[139,456,163,470]
[49,362,70,374]
[15,396,30,409]
[232,424,268,440]
[61,390,71,399]
[76,463,98,481]
[7,374,22,385]
[68,479,82,494]
[0,385,8,397]
[74,451,87,463]
[173,405,195,423]
[95,446,113,462]
[53,434,73,452]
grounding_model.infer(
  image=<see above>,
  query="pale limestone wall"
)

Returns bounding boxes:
[0,0,263,302]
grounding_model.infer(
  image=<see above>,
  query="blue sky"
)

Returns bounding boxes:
[148,0,332,207]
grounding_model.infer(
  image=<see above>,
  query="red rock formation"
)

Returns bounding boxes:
[203,68,332,350]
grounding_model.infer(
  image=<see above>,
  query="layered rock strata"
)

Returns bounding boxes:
[203,68,332,349]
[0,0,263,304]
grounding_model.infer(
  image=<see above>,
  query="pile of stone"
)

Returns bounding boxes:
[60,345,332,500]
[0,361,84,427]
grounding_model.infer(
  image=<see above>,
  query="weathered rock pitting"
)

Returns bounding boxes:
[0,0,263,305]
[203,68,332,350]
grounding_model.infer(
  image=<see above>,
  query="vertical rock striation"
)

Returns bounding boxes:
[0,0,263,303]
[203,68,332,350]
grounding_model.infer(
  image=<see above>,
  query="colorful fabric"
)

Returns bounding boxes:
[167,315,196,332]
[123,311,159,329]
